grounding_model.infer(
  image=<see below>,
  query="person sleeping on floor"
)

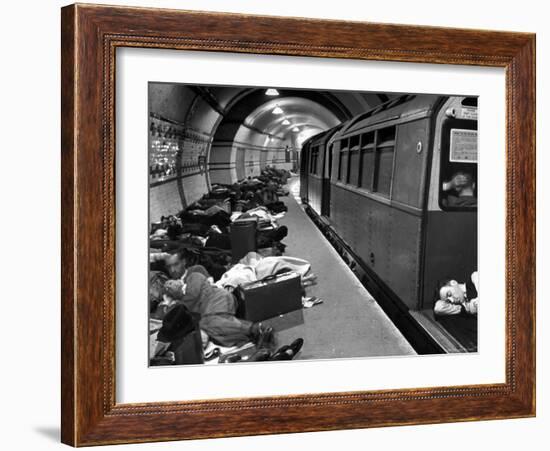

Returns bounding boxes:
[434,271,479,316]
[157,249,273,348]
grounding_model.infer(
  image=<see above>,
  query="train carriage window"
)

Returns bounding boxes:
[317,146,321,175]
[348,135,360,185]
[315,146,320,174]
[461,97,478,107]
[439,120,478,210]
[316,146,320,174]
[337,143,343,180]
[373,127,396,197]
[338,139,349,182]
[359,131,375,190]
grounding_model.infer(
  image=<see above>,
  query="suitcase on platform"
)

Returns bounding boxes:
[230,217,257,261]
[235,272,302,322]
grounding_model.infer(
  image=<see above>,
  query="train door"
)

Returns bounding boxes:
[307,144,323,215]
[299,142,309,202]
[321,142,333,217]
[422,97,478,351]
[387,119,431,310]
[423,98,478,307]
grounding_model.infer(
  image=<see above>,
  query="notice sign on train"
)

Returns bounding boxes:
[449,129,477,163]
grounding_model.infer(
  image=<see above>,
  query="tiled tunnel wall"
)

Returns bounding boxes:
[149,83,297,221]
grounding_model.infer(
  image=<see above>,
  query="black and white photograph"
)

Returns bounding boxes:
[148,84,478,366]
[3,0,546,449]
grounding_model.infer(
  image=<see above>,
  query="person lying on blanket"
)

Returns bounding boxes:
[161,249,273,348]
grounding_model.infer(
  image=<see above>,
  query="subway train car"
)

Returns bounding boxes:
[299,123,346,216]
[300,95,478,353]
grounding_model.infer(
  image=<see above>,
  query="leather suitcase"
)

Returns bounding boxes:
[230,217,257,262]
[235,272,302,322]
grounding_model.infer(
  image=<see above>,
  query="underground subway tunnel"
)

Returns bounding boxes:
[148,83,479,366]
[148,84,391,220]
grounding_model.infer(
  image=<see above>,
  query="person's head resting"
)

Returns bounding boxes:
[165,249,194,279]
[448,171,476,196]
[437,278,466,304]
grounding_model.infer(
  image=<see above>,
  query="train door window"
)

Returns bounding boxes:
[310,146,319,175]
[317,147,321,175]
[314,146,320,174]
[373,126,396,197]
[348,135,360,185]
[439,118,478,210]
[301,144,310,174]
[314,146,319,174]
[337,142,342,180]
[359,131,375,190]
[339,139,349,182]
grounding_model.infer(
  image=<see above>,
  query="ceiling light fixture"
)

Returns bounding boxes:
[265,88,279,96]
[292,127,299,132]
[272,105,283,115]
[282,119,290,125]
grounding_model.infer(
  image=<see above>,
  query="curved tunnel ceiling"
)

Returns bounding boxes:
[148,82,401,215]
[210,87,396,151]
[173,85,401,152]
[242,97,341,148]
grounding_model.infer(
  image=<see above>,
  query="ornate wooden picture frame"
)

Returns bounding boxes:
[61,3,535,446]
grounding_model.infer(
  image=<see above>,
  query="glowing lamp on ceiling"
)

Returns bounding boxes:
[272,105,284,115]
[282,119,290,125]
[265,88,279,96]
[292,127,300,132]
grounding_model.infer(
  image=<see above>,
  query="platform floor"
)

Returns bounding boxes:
[264,177,416,359]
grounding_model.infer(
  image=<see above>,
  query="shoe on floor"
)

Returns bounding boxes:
[269,338,304,361]
[269,345,292,361]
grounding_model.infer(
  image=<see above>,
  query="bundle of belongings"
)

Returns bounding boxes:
[150,167,292,259]
[149,176,291,279]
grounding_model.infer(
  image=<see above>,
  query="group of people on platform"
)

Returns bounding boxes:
[149,167,308,365]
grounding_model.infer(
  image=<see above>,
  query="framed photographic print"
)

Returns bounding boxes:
[61,3,535,446]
